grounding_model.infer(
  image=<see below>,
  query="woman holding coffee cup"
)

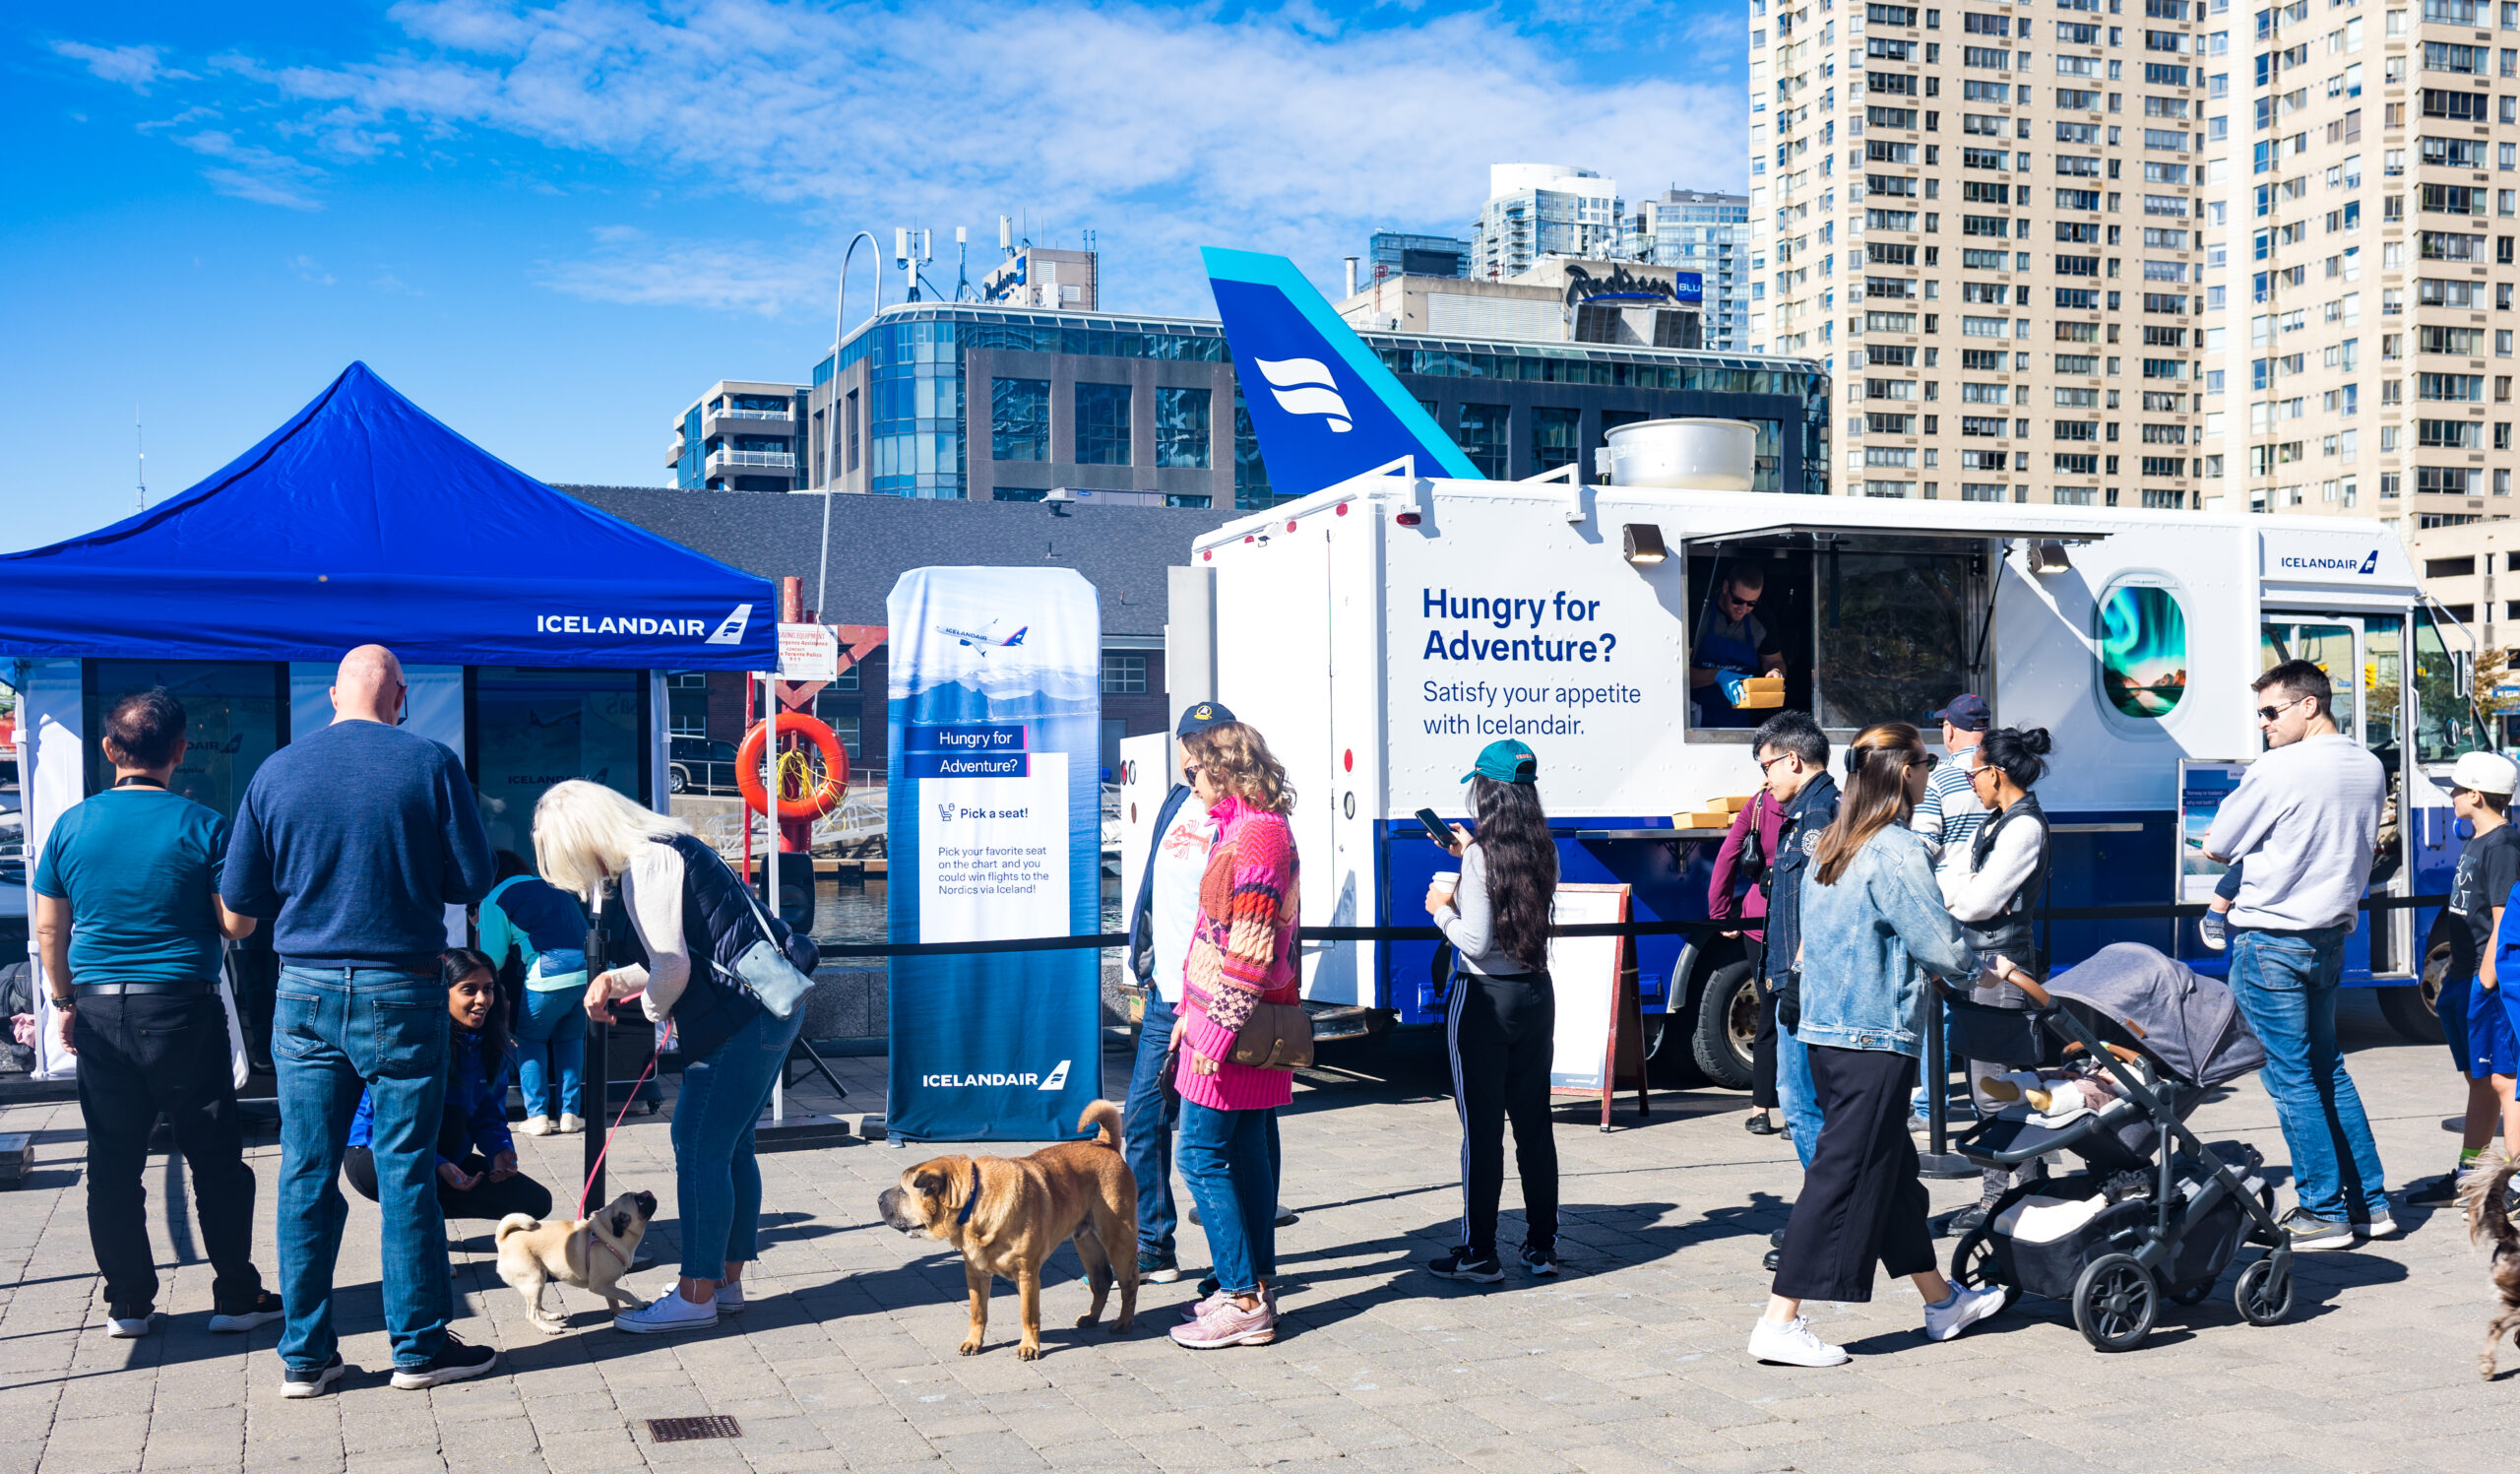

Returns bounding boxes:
[1423,739,1563,1282]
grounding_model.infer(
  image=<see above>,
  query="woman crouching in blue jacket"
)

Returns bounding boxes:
[344,948,554,1223]
[1749,723,2017,1368]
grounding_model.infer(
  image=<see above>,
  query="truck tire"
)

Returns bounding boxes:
[2376,932,2454,1045]
[1690,958,1758,1091]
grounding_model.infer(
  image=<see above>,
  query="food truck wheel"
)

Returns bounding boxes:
[1690,959,1758,1091]
[2376,963,2445,1045]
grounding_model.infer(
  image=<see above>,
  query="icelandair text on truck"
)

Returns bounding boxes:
[1420,589,1620,664]
[1416,589,1641,736]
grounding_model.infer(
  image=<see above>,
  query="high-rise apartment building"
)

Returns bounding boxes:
[667,380,808,491]
[1626,189,1755,350]
[2202,0,2520,527]
[1749,0,2205,507]
[1368,229,1474,284]
[1471,164,1627,280]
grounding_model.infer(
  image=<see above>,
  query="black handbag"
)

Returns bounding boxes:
[1777,964,1803,1033]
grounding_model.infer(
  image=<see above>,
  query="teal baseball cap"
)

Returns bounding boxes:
[1462,738,1539,784]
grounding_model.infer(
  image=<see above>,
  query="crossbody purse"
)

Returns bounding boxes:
[708,880,817,1020]
[1225,996,1315,1070]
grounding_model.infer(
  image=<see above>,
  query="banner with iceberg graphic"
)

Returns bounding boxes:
[886,566,1103,1142]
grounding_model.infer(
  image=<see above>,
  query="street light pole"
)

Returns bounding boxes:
[820,230,883,619]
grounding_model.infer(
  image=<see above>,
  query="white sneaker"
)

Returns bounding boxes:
[2360,1211,2400,1240]
[556,1115,585,1135]
[662,1279,746,1314]
[1747,1314,1849,1367]
[107,1309,155,1339]
[1922,1284,2007,1342]
[613,1288,718,1335]
[517,1116,552,1137]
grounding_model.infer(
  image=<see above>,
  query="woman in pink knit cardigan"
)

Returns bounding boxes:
[1167,721,1300,1351]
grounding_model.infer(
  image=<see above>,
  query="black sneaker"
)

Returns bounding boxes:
[210,1290,284,1334]
[1940,1203,1990,1240]
[1519,1244,1559,1278]
[1137,1251,1182,1284]
[1426,1250,1504,1284]
[1762,1248,1784,1272]
[1769,1228,1789,1249]
[282,1354,346,1399]
[1197,1274,1221,1299]
[2405,1172,2463,1208]
[389,1333,500,1389]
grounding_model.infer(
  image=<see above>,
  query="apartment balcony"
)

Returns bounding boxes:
[666,439,687,469]
[703,402,796,438]
[706,448,796,479]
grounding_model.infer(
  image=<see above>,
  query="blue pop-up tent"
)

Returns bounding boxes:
[0,361,776,670]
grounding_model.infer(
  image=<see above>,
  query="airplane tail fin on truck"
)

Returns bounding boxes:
[1200,247,1482,497]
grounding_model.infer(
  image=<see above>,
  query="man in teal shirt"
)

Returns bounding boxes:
[32,687,277,1339]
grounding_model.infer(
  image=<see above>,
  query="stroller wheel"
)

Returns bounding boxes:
[1949,1224,2016,1315]
[2071,1253,2158,1352]
[2235,1256,2294,1326]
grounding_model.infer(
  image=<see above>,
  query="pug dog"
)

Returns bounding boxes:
[494,1189,658,1335]
[877,1101,1138,1360]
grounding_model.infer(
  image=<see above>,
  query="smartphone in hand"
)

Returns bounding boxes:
[1416,808,1452,846]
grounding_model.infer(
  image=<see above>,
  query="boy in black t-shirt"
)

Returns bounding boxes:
[2409,750,2520,1206]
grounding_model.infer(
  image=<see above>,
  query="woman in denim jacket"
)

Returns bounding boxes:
[1749,723,2014,1368]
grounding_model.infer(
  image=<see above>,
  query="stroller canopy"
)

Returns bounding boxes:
[2047,942,2266,1088]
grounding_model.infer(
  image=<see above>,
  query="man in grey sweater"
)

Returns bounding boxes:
[2203,658,2392,1250]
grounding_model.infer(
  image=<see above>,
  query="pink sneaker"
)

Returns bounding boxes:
[1169,1294,1276,1349]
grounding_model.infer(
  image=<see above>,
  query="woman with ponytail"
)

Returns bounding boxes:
[1751,724,2004,1367]
[1944,726,2056,1230]
[1423,739,1563,1283]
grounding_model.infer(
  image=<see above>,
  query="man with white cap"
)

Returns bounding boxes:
[2408,749,2520,1206]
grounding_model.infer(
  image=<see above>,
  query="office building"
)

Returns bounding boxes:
[1471,164,1627,280]
[1626,190,1755,351]
[1749,0,2205,507]
[1335,257,1706,348]
[802,300,1828,503]
[667,380,809,491]
[979,245,1101,310]
[1368,230,1474,284]
[2197,0,2520,528]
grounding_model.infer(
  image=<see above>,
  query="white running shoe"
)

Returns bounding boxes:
[556,1114,585,1135]
[652,1279,745,1313]
[1923,1284,2008,1342]
[2360,1211,2400,1240]
[614,1288,718,1334]
[517,1116,552,1137]
[1747,1314,1849,1367]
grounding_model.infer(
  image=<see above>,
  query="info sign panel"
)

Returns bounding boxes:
[885,567,1102,1142]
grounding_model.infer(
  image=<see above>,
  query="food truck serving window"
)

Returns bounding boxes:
[1685,534,1989,737]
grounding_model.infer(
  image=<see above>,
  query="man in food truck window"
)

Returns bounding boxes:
[1691,565,1788,729]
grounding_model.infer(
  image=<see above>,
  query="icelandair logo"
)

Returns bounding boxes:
[919,1059,1071,1091]
[533,602,755,642]
[2273,549,2380,575]
[1253,356,1354,432]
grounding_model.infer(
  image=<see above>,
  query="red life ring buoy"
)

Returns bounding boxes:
[736,715,850,820]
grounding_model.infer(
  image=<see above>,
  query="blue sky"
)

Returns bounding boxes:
[1,0,1747,549]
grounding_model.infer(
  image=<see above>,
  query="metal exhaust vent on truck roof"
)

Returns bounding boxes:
[1600,417,1756,491]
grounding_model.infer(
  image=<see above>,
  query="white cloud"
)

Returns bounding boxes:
[50,40,189,94]
[542,236,830,316]
[172,129,327,210]
[57,2,1749,311]
[289,253,336,285]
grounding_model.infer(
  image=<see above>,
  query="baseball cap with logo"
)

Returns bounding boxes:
[1462,738,1539,785]
[2451,749,2519,798]
[1175,700,1237,738]
[1927,693,1990,732]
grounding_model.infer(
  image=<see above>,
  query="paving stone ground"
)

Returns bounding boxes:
[4,993,2519,1473]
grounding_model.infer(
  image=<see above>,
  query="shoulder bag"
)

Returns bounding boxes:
[709,878,818,1021]
[1225,996,1315,1070]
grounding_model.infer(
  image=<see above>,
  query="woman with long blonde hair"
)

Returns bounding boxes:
[535,780,819,1336]
[1166,721,1300,1351]
[1751,723,2002,1368]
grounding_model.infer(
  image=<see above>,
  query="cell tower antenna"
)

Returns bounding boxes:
[136,411,148,512]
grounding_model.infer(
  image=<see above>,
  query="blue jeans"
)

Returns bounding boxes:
[2228,926,2389,1222]
[1777,1017,1822,1170]
[670,1003,805,1280]
[1909,1000,1958,1116]
[515,987,587,1119]
[1124,992,1180,1261]
[273,965,449,1372]
[1177,1100,1278,1296]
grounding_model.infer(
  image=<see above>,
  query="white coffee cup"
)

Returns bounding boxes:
[1430,870,1461,908]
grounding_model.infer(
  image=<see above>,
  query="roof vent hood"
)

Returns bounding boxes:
[1601,417,1756,492]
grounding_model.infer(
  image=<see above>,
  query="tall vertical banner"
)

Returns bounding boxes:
[886,567,1103,1141]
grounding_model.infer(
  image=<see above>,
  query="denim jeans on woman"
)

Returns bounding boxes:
[2227,925,2389,1223]
[514,986,587,1120]
[1775,1024,1822,1169]
[670,1002,806,1280]
[272,965,450,1372]
[1176,1100,1278,1296]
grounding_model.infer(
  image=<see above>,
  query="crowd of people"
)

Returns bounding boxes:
[21,642,2495,1379]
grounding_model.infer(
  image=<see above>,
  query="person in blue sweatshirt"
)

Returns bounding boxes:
[344,948,551,1225]
[477,851,591,1136]
[221,646,499,1397]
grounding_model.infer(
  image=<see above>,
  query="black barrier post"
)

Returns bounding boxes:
[1919,990,1973,1179]
[582,878,611,1213]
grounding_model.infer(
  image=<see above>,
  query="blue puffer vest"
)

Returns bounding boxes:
[615,832,819,1062]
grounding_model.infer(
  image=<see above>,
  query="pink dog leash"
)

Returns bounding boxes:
[576,1012,664,1222]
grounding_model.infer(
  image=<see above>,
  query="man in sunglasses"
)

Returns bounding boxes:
[1690,565,1788,729]
[2202,659,2393,1250]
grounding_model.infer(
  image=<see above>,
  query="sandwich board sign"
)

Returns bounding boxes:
[1546,882,1651,1129]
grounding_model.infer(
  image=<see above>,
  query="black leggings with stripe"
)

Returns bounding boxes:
[1447,969,1560,1258]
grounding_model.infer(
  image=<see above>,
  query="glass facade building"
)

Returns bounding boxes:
[809,303,1828,506]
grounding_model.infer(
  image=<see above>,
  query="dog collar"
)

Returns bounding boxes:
[590,1234,631,1272]
[956,1170,978,1227]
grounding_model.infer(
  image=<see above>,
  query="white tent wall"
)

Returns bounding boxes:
[16,659,83,1079]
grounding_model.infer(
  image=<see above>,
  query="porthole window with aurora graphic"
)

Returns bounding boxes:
[2097,577,2189,721]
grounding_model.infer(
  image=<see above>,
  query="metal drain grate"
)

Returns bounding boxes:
[647,1416,742,1442]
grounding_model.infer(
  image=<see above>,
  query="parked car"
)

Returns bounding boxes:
[668,737,739,795]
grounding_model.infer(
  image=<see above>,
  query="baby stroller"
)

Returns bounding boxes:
[1943,942,2295,1352]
